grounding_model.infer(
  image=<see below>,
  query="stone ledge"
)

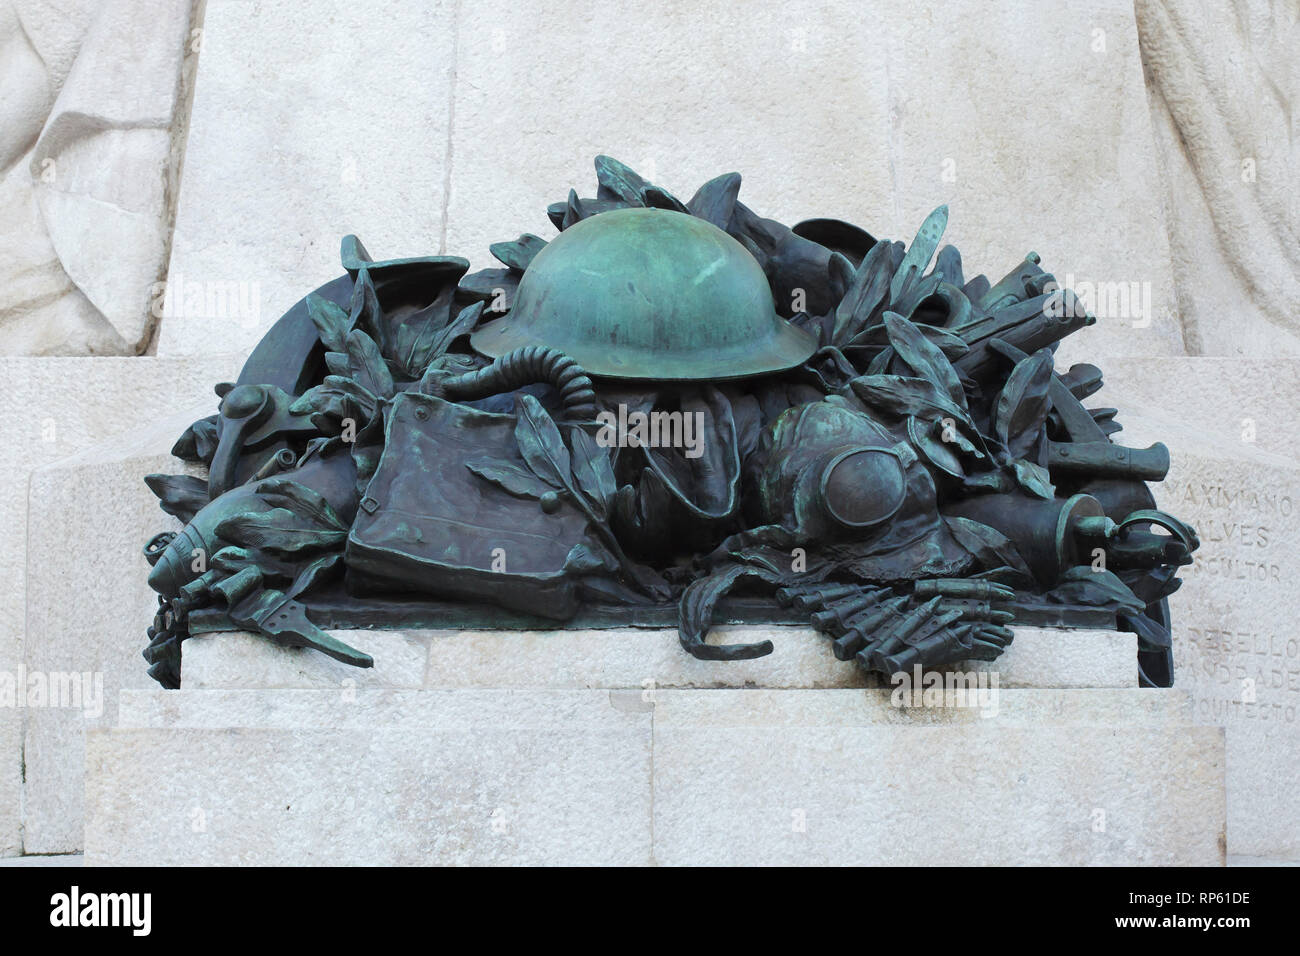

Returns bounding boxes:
[87,701,654,866]
[653,721,1225,866]
[85,687,1222,866]
[182,626,1138,691]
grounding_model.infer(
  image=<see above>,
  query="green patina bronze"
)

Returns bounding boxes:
[471,207,816,380]
[139,155,1201,693]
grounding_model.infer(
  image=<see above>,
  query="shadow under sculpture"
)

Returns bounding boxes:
[140,156,1197,690]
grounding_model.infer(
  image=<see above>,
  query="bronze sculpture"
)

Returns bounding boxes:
[141,156,1197,689]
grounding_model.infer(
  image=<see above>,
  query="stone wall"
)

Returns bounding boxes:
[2,0,1295,863]
[157,0,1188,365]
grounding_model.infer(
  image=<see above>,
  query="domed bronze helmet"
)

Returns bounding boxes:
[470,207,817,380]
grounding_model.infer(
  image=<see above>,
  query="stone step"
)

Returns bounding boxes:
[181,625,1140,692]
[85,687,1222,866]
[652,700,1223,866]
[87,709,651,867]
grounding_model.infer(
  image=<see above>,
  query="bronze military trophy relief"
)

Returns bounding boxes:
[140,156,1197,690]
